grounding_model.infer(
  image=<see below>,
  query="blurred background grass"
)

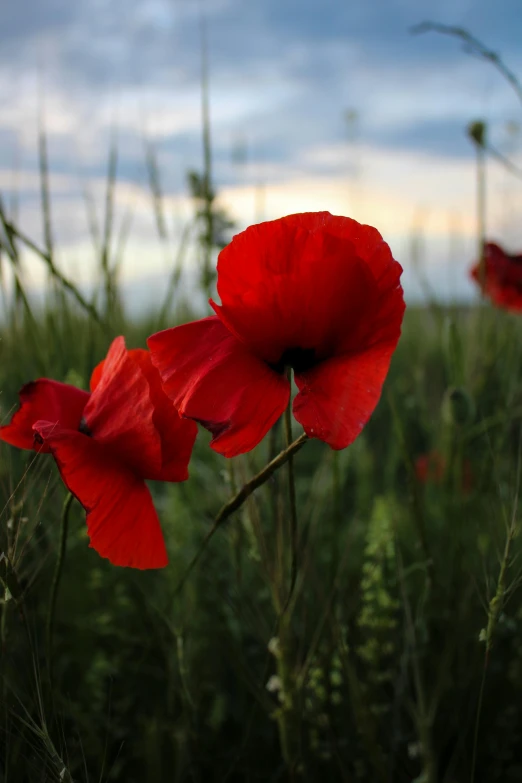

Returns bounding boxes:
[2,6,522,782]
[2,150,522,782]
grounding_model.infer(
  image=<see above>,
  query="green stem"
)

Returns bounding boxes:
[470,657,487,783]
[387,389,433,581]
[476,136,487,290]
[228,459,243,584]
[470,514,517,780]
[3,218,107,329]
[199,6,214,297]
[46,492,73,679]
[274,371,302,776]
[331,450,341,577]
[173,433,308,597]
[275,628,301,776]
[284,369,298,602]
[0,595,6,650]
[485,518,516,652]
[397,548,437,783]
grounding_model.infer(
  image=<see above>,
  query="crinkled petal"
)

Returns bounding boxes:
[293,341,399,450]
[280,212,401,286]
[0,380,88,451]
[471,243,522,312]
[89,359,105,392]
[35,423,168,569]
[148,317,289,457]
[84,337,162,477]
[128,349,198,481]
[211,211,402,363]
[359,280,405,353]
[489,285,522,312]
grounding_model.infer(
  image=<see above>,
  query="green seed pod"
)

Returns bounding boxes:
[467,120,487,148]
[442,386,475,427]
[267,637,281,658]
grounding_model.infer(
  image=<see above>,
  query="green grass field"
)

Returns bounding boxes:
[2,243,522,783]
[2,31,522,772]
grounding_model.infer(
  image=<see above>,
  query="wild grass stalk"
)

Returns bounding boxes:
[412,23,522,108]
[46,492,73,682]
[173,433,308,597]
[468,121,487,288]
[100,130,119,316]
[199,10,214,299]
[0,212,106,329]
[470,440,521,781]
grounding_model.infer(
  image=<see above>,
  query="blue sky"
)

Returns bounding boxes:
[1,0,521,309]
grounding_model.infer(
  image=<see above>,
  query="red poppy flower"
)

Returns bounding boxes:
[470,242,522,312]
[0,337,197,569]
[415,452,446,484]
[415,450,473,493]
[148,212,405,457]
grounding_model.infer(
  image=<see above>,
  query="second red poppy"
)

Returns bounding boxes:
[471,242,522,312]
[148,211,405,457]
[0,338,198,569]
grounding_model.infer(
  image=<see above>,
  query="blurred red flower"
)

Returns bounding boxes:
[415,452,446,484]
[0,337,197,569]
[415,450,473,493]
[148,212,405,457]
[471,242,522,312]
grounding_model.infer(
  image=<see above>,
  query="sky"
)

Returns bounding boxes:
[1,0,522,312]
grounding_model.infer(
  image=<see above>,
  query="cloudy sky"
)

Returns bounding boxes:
[1,0,522,310]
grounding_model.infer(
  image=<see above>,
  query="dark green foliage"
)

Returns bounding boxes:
[1,298,522,782]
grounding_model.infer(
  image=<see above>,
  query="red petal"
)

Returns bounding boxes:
[89,359,105,392]
[471,243,522,312]
[415,452,445,483]
[0,380,88,451]
[360,275,405,352]
[293,341,399,450]
[83,337,162,477]
[210,211,402,364]
[127,349,198,481]
[485,280,522,312]
[276,212,400,284]
[148,317,289,457]
[35,423,168,569]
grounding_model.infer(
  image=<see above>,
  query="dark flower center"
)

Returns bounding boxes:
[272,347,317,374]
[79,417,92,437]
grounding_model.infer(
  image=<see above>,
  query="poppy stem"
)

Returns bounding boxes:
[46,491,74,681]
[477,141,487,289]
[284,369,298,604]
[272,370,303,776]
[467,121,487,289]
[173,433,308,597]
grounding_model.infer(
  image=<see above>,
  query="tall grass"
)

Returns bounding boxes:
[2,32,522,782]
[2,219,522,782]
